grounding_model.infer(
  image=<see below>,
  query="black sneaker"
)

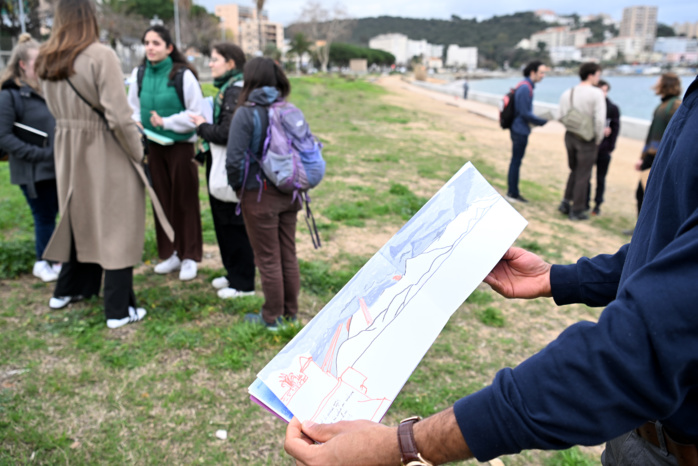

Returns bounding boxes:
[558,200,571,215]
[592,206,601,216]
[569,211,590,221]
[506,193,529,204]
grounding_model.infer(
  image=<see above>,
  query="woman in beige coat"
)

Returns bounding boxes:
[36,0,171,329]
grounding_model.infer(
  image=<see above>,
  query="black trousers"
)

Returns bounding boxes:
[53,234,136,320]
[205,152,255,292]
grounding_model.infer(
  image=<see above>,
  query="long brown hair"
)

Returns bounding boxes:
[141,26,198,80]
[35,0,100,81]
[0,33,40,89]
[237,57,290,109]
[653,72,682,98]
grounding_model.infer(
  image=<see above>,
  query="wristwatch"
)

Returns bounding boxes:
[398,416,435,466]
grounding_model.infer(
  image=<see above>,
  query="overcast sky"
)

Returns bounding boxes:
[195,0,698,27]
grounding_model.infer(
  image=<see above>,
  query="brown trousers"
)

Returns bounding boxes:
[241,185,301,324]
[148,141,202,261]
[563,132,598,214]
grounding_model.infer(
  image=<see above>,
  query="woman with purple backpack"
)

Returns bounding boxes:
[226,57,300,331]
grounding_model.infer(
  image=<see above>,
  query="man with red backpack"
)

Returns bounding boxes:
[506,60,548,203]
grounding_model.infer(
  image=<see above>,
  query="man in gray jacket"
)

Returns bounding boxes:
[558,62,606,220]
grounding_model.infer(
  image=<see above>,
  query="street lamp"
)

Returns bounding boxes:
[18,0,26,34]
[173,0,182,50]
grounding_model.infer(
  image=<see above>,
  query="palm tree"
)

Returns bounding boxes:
[256,0,266,54]
[288,32,312,70]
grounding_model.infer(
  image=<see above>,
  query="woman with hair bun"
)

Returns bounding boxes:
[0,33,59,283]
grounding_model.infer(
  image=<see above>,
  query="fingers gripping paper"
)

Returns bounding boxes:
[249,162,528,424]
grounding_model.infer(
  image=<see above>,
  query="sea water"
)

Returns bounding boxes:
[466,75,696,121]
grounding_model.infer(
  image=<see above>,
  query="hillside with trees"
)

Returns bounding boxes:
[288,12,550,67]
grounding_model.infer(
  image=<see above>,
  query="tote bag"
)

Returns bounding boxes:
[560,87,595,142]
[209,143,238,203]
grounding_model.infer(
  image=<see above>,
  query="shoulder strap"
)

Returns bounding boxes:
[8,89,24,122]
[171,68,186,108]
[136,65,145,98]
[569,87,574,107]
[66,78,109,126]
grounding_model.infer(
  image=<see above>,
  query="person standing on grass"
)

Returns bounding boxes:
[189,42,256,301]
[587,79,620,216]
[506,60,548,204]
[127,25,205,282]
[284,74,698,466]
[36,0,163,329]
[557,62,606,221]
[226,57,300,331]
[0,34,60,283]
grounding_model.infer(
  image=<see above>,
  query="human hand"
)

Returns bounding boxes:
[190,113,206,127]
[149,111,164,128]
[284,417,399,466]
[635,159,643,171]
[484,247,552,299]
[604,127,611,137]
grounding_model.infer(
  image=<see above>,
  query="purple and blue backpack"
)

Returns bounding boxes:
[245,100,326,248]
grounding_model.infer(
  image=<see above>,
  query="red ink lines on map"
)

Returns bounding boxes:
[359,298,373,326]
[321,324,344,373]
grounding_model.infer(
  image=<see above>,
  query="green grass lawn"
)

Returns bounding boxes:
[0,76,606,465]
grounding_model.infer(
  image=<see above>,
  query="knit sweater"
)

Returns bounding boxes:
[559,84,607,144]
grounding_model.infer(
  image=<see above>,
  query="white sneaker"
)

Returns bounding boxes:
[107,306,147,329]
[211,276,230,289]
[154,253,181,274]
[33,260,58,282]
[49,296,73,309]
[179,259,197,281]
[52,263,62,274]
[217,287,255,299]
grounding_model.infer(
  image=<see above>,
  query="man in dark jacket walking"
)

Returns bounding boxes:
[507,60,548,203]
[589,79,620,216]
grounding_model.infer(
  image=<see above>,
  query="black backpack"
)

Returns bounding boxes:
[136,65,186,107]
[499,81,532,130]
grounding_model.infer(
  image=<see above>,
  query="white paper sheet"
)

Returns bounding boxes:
[249,162,528,423]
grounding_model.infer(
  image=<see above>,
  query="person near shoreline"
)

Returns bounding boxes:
[0,34,60,283]
[127,25,205,282]
[36,0,157,329]
[462,79,468,99]
[634,73,682,216]
[284,75,698,466]
[557,62,606,221]
[587,79,620,216]
[189,42,256,300]
[506,60,548,204]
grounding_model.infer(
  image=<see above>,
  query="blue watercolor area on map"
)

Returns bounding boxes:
[257,163,496,381]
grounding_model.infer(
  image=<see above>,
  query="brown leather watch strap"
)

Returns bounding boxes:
[398,416,434,466]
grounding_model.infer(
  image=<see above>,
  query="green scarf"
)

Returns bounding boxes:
[200,69,243,155]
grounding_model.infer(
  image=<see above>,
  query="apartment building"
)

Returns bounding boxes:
[673,21,698,39]
[214,3,284,53]
[619,6,658,51]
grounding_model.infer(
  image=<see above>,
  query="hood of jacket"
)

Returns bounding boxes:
[248,86,280,106]
[1,78,43,100]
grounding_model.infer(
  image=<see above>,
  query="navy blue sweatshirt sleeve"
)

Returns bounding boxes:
[454,218,698,461]
[550,243,628,307]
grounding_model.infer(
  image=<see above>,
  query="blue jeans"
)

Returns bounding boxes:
[508,131,529,197]
[20,179,59,260]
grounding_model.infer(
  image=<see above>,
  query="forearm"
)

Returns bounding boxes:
[414,407,472,464]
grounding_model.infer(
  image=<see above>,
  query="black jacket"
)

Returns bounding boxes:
[226,87,275,192]
[0,79,56,197]
[598,97,620,154]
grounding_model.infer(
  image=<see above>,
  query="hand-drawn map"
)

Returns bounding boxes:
[249,162,527,423]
